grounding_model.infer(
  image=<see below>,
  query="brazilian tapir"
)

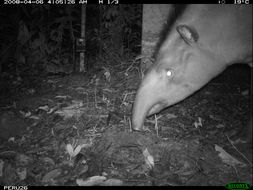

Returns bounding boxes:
[132,4,252,143]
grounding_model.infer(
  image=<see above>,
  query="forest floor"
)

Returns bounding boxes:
[0,63,252,186]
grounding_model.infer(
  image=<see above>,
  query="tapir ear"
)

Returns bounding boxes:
[176,25,199,45]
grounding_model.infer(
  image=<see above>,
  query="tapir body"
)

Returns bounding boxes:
[132,5,252,143]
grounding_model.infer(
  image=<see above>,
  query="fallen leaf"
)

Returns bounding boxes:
[15,154,33,166]
[42,168,62,183]
[16,167,27,180]
[66,144,82,158]
[215,144,246,167]
[241,89,249,96]
[76,176,107,186]
[100,179,123,186]
[193,117,203,128]
[166,113,178,119]
[38,105,50,112]
[143,148,154,169]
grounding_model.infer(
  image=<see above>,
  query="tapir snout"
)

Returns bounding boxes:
[132,5,252,143]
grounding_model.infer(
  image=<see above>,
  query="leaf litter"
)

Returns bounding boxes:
[0,62,251,186]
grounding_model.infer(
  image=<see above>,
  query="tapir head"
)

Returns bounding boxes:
[132,25,227,130]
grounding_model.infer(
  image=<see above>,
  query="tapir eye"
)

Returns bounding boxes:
[166,69,174,78]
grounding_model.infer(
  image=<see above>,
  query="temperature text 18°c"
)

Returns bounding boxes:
[234,0,250,4]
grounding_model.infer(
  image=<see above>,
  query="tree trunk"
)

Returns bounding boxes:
[80,5,86,72]
[141,4,172,72]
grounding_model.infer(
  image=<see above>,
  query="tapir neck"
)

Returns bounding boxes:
[176,5,252,66]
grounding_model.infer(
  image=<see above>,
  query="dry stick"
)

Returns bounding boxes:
[121,91,136,106]
[154,114,159,137]
[231,165,239,180]
[128,117,132,132]
[226,135,252,166]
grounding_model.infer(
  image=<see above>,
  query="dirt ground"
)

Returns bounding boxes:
[0,66,252,186]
